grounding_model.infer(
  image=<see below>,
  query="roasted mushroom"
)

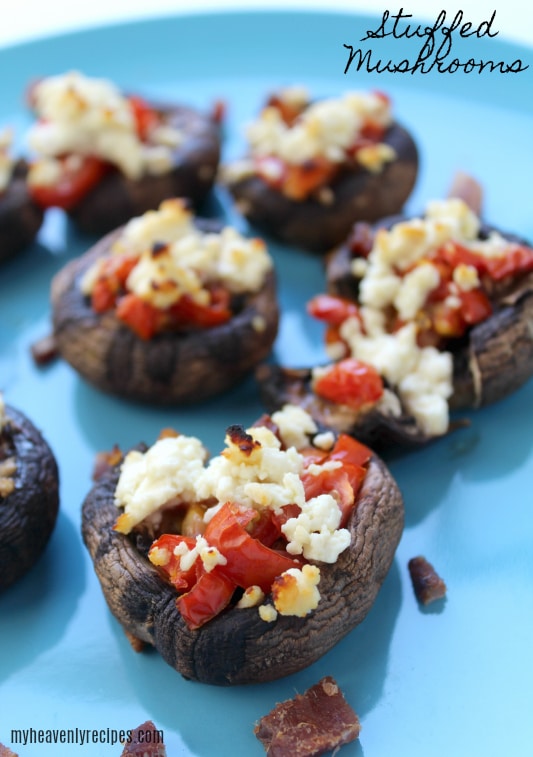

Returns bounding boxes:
[26,71,221,235]
[0,129,43,263]
[0,397,59,591]
[257,196,533,449]
[223,86,418,252]
[81,406,404,685]
[51,199,279,404]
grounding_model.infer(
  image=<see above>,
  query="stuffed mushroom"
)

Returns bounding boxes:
[0,129,43,264]
[222,86,418,252]
[0,395,59,591]
[81,404,404,685]
[51,198,279,404]
[25,71,221,235]
[257,196,533,448]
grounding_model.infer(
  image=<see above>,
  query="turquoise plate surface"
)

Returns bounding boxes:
[1,10,533,756]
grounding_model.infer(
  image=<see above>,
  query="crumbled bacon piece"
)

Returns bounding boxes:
[408,556,447,605]
[120,721,166,756]
[254,676,361,756]
[92,445,123,481]
[0,743,19,757]
[30,333,59,366]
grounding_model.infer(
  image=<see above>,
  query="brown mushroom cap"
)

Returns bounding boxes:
[0,405,59,591]
[0,161,44,264]
[81,446,403,685]
[51,225,279,405]
[257,223,533,448]
[226,122,419,252]
[67,103,221,236]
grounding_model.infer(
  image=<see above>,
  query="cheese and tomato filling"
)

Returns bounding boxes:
[80,198,273,337]
[225,87,396,200]
[26,70,182,185]
[0,129,15,193]
[312,198,533,436]
[112,404,371,627]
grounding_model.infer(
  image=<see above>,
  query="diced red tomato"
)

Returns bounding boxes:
[177,569,236,630]
[204,503,299,593]
[29,154,110,210]
[115,294,164,340]
[328,433,372,469]
[482,244,533,280]
[281,157,338,200]
[168,286,232,329]
[127,95,160,141]
[313,358,384,410]
[149,534,198,591]
[459,288,493,325]
[307,294,362,326]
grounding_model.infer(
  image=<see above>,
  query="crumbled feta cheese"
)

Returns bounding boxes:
[258,604,278,622]
[113,435,208,534]
[271,404,318,450]
[281,493,351,563]
[394,262,440,320]
[312,431,336,451]
[81,198,273,308]
[196,424,306,512]
[0,128,15,192]
[26,71,182,181]
[173,535,227,573]
[236,585,265,609]
[453,263,480,291]
[272,564,321,617]
[245,90,394,168]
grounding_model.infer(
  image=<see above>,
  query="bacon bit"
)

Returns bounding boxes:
[211,99,226,124]
[408,556,447,605]
[123,629,146,654]
[225,425,261,456]
[92,445,123,481]
[447,171,483,216]
[0,743,19,757]
[254,676,361,756]
[30,333,59,366]
[120,721,166,757]
[347,221,375,259]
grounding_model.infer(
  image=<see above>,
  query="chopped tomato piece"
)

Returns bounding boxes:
[266,94,306,125]
[328,433,372,469]
[282,157,338,200]
[149,534,198,591]
[168,286,232,328]
[177,569,236,630]
[307,294,362,326]
[204,503,299,593]
[29,155,110,210]
[313,358,384,410]
[91,254,138,312]
[115,294,164,340]
[128,95,160,141]
[459,288,493,325]
[482,244,533,280]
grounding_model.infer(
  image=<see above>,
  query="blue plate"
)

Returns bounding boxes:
[1,10,533,757]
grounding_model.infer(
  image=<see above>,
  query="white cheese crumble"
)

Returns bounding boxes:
[26,70,181,183]
[272,564,321,617]
[0,129,15,193]
[236,585,265,609]
[172,535,227,573]
[81,198,273,309]
[245,88,394,168]
[113,435,208,534]
[271,403,318,450]
[282,493,351,563]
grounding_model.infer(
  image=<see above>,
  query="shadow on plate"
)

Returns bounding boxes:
[0,511,86,683]
[99,558,401,757]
